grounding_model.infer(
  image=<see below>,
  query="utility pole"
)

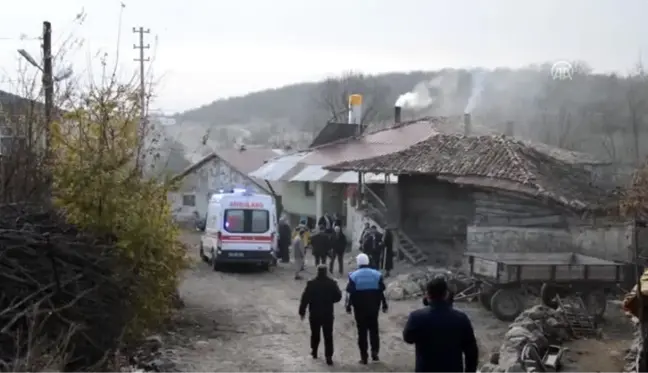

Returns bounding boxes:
[132,27,150,125]
[132,27,150,172]
[42,22,52,156]
[42,21,53,198]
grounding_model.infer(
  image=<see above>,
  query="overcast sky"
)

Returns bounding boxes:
[1,0,647,114]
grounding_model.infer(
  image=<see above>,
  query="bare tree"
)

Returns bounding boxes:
[312,71,391,126]
[626,62,648,164]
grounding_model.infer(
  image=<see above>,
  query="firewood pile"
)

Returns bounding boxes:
[0,204,136,371]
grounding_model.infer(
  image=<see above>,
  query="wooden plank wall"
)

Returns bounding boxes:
[472,190,569,228]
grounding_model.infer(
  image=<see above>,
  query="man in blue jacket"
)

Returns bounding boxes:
[403,277,479,372]
[345,253,388,364]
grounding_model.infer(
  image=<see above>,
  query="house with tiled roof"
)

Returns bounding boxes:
[326,133,634,267]
[169,145,284,223]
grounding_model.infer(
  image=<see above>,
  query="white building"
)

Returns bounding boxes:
[170,145,284,223]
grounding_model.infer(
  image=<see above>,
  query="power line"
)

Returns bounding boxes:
[132,27,150,122]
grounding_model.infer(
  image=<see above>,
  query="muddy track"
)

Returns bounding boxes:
[171,232,633,372]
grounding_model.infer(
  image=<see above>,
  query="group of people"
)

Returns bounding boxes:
[298,253,479,372]
[276,212,397,280]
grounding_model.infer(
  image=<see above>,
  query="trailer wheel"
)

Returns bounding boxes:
[540,283,559,309]
[490,289,524,322]
[479,286,495,311]
[584,289,607,319]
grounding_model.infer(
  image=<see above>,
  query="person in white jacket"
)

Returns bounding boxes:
[293,228,306,280]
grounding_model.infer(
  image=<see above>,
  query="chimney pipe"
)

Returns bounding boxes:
[394,106,402,124]
[348,94,363,125]
[463,113,472,136]
[505,121,515,136]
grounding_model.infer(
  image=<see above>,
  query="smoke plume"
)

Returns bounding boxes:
[464,70,487,114]
[395,75,444,109]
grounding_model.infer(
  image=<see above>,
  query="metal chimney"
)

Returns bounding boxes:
[463,113,472,136]
[505,121,515,136]
[394,106,402,124]
[348,94,363,125]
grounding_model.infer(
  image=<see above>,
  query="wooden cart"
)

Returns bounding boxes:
[461,252,628,321]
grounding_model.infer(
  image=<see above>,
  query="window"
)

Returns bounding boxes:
[182,194,196,207]
[224,209,269,233]
[304,182,315,197]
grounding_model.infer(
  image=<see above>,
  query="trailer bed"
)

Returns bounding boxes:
[464,251,626,284]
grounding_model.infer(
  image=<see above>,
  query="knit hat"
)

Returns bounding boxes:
[356,253,370,267]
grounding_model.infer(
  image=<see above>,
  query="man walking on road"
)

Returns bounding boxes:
[345,253,388,364]
[299,264,342,365]
[403,277,479,372]
[310,225,330,267]
[293,229,307,280]
[329,225,347,275]
[278,217,292,263]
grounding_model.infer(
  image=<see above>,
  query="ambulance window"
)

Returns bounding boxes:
[224,210,245,233]
[223,209,269,233]
[251,210,269,233]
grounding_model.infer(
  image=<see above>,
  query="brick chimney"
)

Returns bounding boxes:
[394,106,402,124]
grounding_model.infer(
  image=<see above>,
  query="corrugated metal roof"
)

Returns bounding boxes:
[248,152,309,180]
[247,118,443,183]
[290,165,329,182]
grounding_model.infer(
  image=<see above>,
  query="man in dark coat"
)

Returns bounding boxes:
[358,222,370,249]
[317,212,333,232]
[382,228,394,277]
[362,226,383,269]
[299,265,342,365]
[403,277,479,372]
[310,225,331,266]
[277,218,292,263]
[328,225,347,275]
[345,253,388,364]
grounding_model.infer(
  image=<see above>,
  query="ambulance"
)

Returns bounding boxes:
[199,188,278,270]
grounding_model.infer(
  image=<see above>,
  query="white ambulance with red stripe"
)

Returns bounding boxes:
[199,188,277,270]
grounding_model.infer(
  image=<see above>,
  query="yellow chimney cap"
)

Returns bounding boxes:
[348,94,363,106]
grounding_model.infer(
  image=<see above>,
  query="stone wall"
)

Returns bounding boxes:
[467,226,573,254]
[467,224,635,264]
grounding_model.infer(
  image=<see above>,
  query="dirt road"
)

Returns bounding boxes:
[169,232,635,372]
[171,232,510,372]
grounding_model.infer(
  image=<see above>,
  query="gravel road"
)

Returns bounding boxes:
[171,232,510,372]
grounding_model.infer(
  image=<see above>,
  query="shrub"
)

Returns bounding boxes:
[51,81,187,340]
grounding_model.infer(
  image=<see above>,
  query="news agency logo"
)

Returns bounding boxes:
[551,60,573,80]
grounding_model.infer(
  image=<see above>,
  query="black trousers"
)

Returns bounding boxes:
[355,313,380,358]
[329,252,344,274]
[309,317,334,357]
[314,253,327,266]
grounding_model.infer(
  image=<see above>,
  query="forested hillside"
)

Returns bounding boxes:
[173,63,648,167]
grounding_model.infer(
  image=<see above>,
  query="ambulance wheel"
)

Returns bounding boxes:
[199,245,208,263]
[211,249,222,271]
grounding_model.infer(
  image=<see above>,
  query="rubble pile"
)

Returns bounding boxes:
[385,266,470,300]
[480,305,572,372]
[624,320,642,373]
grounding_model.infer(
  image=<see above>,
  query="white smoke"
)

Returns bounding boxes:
[395,75,444,109]
[464,70,488,114]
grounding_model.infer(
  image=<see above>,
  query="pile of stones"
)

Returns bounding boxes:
[384,266,471,300]
[480,305,572,372]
